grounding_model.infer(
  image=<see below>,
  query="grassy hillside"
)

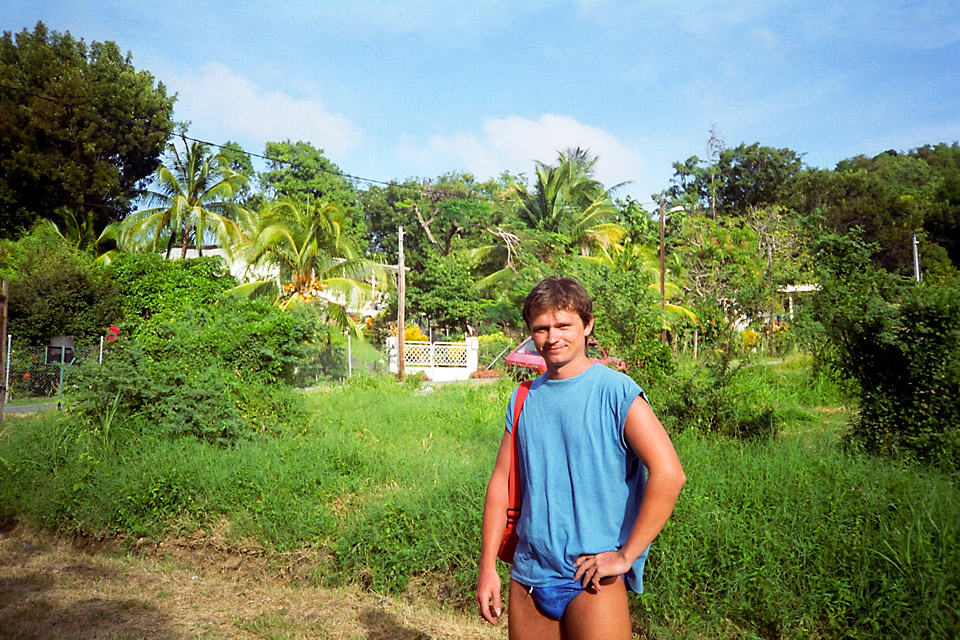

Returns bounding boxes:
[0,359,956,638]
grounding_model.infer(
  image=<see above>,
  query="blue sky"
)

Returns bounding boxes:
[7,0,960,208]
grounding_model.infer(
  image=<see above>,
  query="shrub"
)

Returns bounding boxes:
[477,331,513,370]
[105,252,237,324]
[66,297,313,444]
[659,344,781,440]
[0,227,120,343]
[809,232,960,469]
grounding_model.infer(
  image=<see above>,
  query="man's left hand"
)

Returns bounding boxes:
[573,551,632,590]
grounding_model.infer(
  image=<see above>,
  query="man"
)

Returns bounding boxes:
[476,276,686,640]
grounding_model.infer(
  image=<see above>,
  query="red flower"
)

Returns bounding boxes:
[23,373,29,379]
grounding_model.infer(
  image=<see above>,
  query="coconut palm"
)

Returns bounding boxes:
[510,148,626,258]
[233,198,387,335]
[38,210,121,265]
[122,137,246,258]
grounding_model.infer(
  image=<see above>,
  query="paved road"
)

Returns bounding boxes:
[3,403,57,414]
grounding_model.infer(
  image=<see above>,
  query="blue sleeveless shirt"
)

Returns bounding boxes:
[506,363,650,592]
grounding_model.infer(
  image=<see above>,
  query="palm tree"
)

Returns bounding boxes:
[122,137,246,258]
[39,209,121,265]
[510,148,626,258]
[473,150,626,296]
[611,242,695,321]
[233,199,387,335]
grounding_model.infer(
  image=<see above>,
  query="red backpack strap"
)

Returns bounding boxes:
[506,380,533,525]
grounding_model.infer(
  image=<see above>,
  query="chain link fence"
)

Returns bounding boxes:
[2,336,388,402]
[290,338,387,387]
[3,338,104,404]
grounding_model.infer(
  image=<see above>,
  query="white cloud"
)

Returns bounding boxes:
[410,114,646,194]
[161,62,361,157]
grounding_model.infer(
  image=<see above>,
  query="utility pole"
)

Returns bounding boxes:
[0,281,7,424]
[912,234,921,283]
[397,226,405,382]
[768,245,775,357]
[659,195,667,344]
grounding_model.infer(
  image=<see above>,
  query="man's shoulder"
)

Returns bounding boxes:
[591,362,638,386]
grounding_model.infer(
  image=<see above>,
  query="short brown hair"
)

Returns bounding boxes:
[523,276,593,327]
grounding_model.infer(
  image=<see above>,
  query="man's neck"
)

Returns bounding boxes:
[546,355,593,380]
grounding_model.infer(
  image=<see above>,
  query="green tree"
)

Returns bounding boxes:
[909,142,960,268]
[0,226,119,344]
[0,22,175,237]
[790,152,939,275]
[219,140,257,205]
[235,199,386,335]
[258,140,365,242]
[408,250,482,333]
[673,214,765,314]
[509,148,625,259]
[121,138,246,258]
[361,172,505,271]
[668,142,803,215]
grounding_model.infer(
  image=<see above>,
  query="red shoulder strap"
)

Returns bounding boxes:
[506,380,532,524]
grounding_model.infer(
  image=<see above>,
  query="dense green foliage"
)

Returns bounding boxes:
[67,296,313,444]
[120,138,246,259]
[257,140,366,243]
[0,366,955,638]
[0,227,119,343]
[105,252,237,323]
[0,22,175,237]
[668,142,804,215]
[408,250,482,333]
[809,234,960,469]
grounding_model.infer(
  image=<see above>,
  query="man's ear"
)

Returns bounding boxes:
[584,316,594,337]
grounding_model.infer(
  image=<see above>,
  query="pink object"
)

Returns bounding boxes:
[504,337,627,375]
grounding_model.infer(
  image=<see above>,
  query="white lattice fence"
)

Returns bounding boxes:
[403,341,467,367]
[386,337,478,381]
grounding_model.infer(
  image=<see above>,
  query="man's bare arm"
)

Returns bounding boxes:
[476,428,512,624]
[574,396,686,588]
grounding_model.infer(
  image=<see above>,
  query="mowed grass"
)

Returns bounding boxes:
[0,361,957,638]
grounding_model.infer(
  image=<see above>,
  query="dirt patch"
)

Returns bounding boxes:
[0,522,507,640]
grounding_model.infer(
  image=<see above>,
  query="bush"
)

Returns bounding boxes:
[0,227,119,343]
[809,232,960,469]
[659,345,781,440]
[66,297,313,445]
[105,252,237,324]
[477,331,513,370]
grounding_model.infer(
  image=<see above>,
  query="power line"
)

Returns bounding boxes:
[0,81,471,201]
[1,81,663,213]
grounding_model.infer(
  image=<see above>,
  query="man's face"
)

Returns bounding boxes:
[528,307,594,377]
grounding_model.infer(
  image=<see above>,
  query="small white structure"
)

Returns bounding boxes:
[386,337,479,382]
[172,248,393,320]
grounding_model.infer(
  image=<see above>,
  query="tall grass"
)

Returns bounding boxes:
[0,366,956,638]
[642,429,958,638]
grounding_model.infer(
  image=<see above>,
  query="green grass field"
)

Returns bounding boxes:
[0,357,956,638]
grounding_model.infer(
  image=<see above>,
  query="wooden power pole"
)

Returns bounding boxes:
[397,226,405,382]
[0,281,8,424]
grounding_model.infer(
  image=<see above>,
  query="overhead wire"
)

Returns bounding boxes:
[0,81,482,203]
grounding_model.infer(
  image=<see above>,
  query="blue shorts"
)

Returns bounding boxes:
[520,576,621,621]
[525,580,583,620]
